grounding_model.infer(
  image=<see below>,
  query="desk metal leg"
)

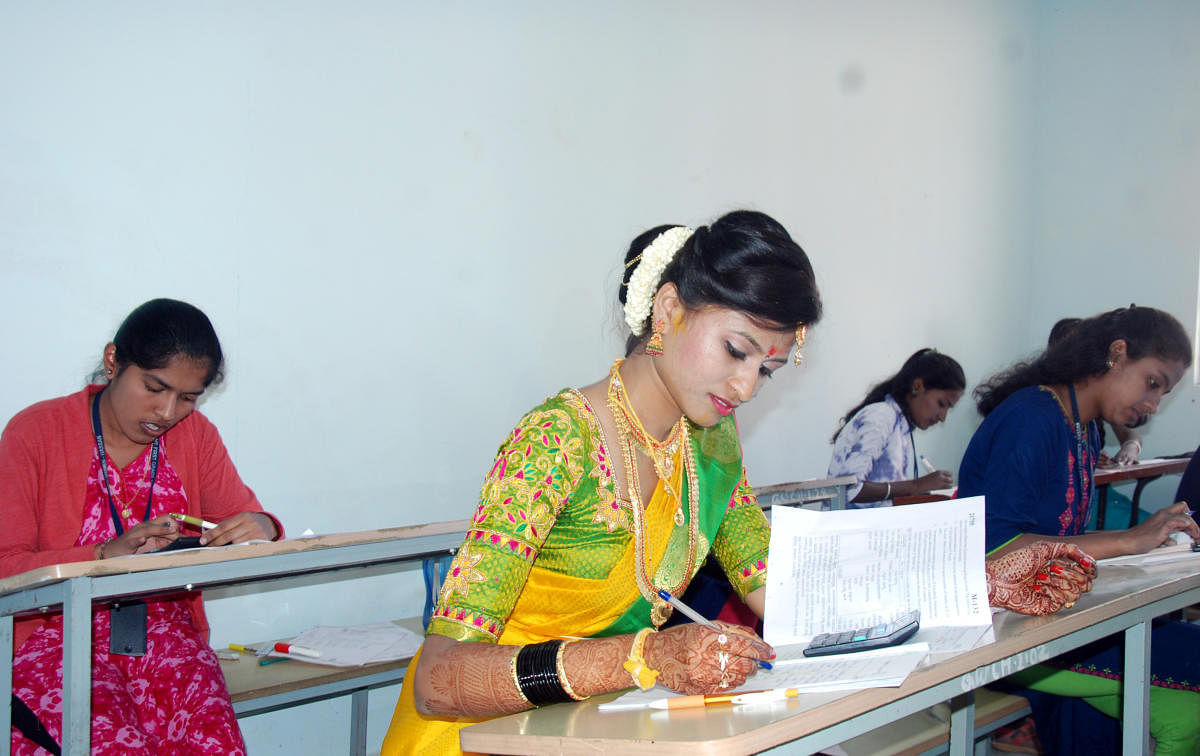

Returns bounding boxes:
[2,613,12,756]
[62,578,93,755]
[1122,621,1151,755]
[948,691,975,756]
[1127,476,1161,529]
[349,689,368,756]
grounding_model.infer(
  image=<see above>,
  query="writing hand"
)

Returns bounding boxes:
[645,621,773,695]
[200,512,279,546]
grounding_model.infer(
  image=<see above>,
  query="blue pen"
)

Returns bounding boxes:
[656,589,773,669]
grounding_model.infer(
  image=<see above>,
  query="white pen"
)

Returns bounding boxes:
[656,589,772,669]
[920,456,937,473]
[169,512,218,530]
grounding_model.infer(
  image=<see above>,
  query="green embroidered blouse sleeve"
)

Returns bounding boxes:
[427,394,588,643]
[710,469,770,598]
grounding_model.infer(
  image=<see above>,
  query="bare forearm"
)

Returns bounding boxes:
[416,634,635,717]
[988,531,1130,561]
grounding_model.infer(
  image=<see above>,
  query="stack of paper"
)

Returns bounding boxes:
[765,497,994,660]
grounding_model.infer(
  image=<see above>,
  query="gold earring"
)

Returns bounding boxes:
[793,324,808,366]
[645,319,665,357]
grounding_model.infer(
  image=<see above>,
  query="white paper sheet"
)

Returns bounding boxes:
[764,497,991,655]
[596,643,930,711]
[268,622,424,666]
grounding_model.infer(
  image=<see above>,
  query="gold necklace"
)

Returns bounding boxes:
[606,360,700,627]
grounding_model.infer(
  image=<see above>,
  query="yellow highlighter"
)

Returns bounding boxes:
[169,512,218,530]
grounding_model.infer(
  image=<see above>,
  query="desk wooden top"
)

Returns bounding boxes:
[0,520,469,600]
[461,559,1200,755]
[1094,456,1190,485]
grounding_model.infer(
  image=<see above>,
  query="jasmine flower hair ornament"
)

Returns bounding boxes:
[623,226,694,336]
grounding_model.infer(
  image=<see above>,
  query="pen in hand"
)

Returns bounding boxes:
[656,589,773,670]
[920,456,937,474]
[169,512,218,530]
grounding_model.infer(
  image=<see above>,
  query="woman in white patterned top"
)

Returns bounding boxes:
[829,348,964,507]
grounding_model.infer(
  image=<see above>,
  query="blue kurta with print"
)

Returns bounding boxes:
[957,386,1099,553]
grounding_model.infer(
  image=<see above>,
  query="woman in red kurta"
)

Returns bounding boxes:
[1,298,283,755]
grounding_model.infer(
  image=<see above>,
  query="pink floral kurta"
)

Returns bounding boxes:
[10,438,245,755]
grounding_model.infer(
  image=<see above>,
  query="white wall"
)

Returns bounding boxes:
[1025,0,1200,512]
[2,2,1195,752]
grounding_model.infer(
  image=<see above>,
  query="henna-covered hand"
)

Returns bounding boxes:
[987,541,1097,615]
[644,621,774,695]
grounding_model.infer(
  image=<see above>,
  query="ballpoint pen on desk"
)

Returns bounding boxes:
[169,512,218,530]
[730,688,801,706]
[648,690,761,710]
[655,589,773,670]
[646,688,800,710]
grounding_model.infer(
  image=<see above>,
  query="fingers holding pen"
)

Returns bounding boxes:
[647,622,772,695]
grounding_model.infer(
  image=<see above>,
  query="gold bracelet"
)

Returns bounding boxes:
[510,646,531,705]
[555,639,588,701]
[623,627,659,691]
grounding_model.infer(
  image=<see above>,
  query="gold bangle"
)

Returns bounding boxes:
[623,627,659,691]
[555,640,588,701]
[510,646,531,705]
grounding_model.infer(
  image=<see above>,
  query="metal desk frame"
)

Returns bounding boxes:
[461,565,1200,755]
[1,522,468,756]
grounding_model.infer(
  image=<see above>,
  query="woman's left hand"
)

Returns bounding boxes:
[986,541,1097,615]
[199,512,279,546]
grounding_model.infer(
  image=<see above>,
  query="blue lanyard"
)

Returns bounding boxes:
[91,388,159,536]
[908,427,918,479]
[1067,384,1088,509]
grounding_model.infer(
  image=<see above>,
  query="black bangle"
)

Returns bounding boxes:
[515,641,573,706]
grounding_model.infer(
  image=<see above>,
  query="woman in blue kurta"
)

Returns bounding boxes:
[959,305,1200,756]
[829,348,964,507]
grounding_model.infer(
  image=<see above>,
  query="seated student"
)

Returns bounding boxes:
[828,349,965,507]
[0,299,283,756]
[1049,317,1144,467]
[959,305,1200,756]
[381,211,1097,756]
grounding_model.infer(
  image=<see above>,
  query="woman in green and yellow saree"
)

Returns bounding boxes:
[381,210,822,754]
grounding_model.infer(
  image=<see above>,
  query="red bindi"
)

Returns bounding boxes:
[767,346,777,357]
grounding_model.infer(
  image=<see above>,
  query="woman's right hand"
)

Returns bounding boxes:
[644,621,774,695]
[913,470,954,493]
[1123,501,1200,554]
[96,515,179,559]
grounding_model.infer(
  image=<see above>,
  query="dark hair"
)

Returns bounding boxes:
[105,299,225,386]
[1048,317,1082,348]
[618,210,822,355]
[975,305,1192,416]
[832,348,966,441]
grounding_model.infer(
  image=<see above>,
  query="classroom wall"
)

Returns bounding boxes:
[1,1,1195,753]
[1024,0,1200,511]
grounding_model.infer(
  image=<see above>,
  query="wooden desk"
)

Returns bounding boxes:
[0,521,468,756]
[219,617,424,753]
[1095,456,1191,529]
[755,476,856,511]
[462,560,1200,755]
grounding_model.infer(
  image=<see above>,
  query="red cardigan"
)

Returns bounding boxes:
[0,385,283,649]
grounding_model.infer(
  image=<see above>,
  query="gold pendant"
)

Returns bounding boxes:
[674,507,685,526]
[650,599,672,628]
[121,508,132,518]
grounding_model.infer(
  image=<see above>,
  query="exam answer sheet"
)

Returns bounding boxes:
[764,497,993,656]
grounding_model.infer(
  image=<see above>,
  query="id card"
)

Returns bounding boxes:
[110,600,147,656]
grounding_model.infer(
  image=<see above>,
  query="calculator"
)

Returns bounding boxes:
[802,609,921,657]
